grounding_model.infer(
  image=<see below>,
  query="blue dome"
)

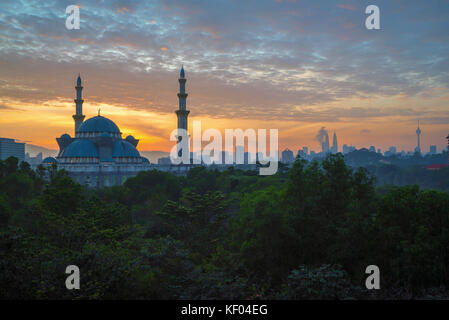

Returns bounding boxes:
[141,157,150,163]
[43,157,57,163]
[61,139,99,157]
[78,116,120,134]
[60,133,71,140]
[112,140,140,158]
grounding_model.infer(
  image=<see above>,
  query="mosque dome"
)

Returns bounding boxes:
[125,135,139,147]
[112,140,141,158]
[141,157,150,163]
[43,157,57,164]
[60,139,99,158]
[78,116,120,134]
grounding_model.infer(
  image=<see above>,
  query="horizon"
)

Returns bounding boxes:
[0,0,448,153]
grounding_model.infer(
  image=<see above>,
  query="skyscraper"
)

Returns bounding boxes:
[282,148,294,163]
[0,138,25,162]
[331,132,338,153]
[429,145,437,155]
[322,133,330,154]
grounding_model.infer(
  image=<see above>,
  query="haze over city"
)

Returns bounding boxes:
[0,0,448,153]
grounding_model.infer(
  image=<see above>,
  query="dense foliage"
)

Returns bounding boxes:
[1,154,449,299]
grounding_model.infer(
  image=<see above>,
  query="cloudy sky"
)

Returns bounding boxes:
[0,0,448,153]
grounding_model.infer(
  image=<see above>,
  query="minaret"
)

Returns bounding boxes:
[416,120,421,153]
[73,74,85,135]
[175,66,190,157]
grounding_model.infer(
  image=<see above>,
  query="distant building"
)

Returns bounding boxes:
[234,145,244,164]
[429,145,437,155]
[221,151,233,164]
[384,146,397,157]
[322,133,330,154]
[342,144,356,154]
[244,152,251,164]
[25,152,43,166]
[297,147,308,159]
[331,132,338,153]
[369,146,376,153]
[282,148,294,163]
[377,148,381,154]
[0,138,25,162]
[302,146,308,156]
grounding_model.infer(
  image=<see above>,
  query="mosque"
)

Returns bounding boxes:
[43,67,191,187]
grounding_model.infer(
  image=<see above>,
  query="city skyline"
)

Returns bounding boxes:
[0,1,448,153]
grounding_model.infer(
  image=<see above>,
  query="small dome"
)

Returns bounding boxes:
[112,140,140,158]
[125,135,139,147]
[60,139,99,157]
[60,133,71,140]
[78,116,120,134]
[141,157,150,163]
[43,157,57,163]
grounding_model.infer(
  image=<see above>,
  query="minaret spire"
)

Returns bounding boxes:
[175,66,190,157]
[73,74,85,135]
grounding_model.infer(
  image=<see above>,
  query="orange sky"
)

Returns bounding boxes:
[1,87,448,154]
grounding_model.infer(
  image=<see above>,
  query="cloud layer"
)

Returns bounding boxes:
[0,0,448,151]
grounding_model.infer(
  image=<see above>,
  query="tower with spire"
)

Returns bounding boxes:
[331,132,338,153]
[175,66,190,157]
[322,132,330,154]
[415,120,421,153]
[73,74,85,135]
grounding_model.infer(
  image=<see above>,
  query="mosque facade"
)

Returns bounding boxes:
[43,67,193,187]
[43,74,152,187]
